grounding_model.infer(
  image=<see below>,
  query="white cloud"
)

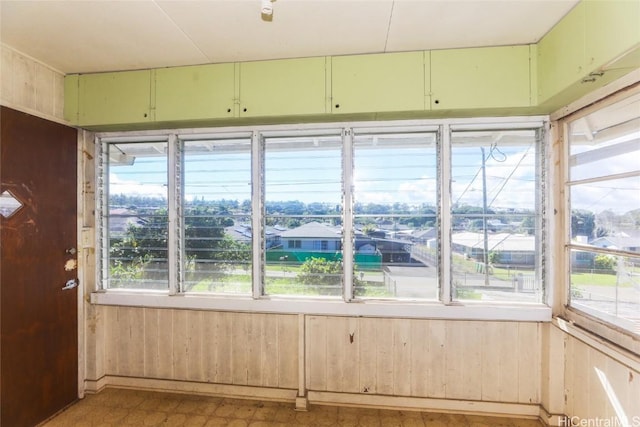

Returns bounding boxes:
[109,173,167,198]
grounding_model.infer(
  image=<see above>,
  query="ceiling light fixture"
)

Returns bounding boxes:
[261,0,273,16]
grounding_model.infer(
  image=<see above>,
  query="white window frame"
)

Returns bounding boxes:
[91,117,551,322]
[557,83,640,350]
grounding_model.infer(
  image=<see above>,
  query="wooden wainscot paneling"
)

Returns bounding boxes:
[306,316,541,405]
[103,308,299,390]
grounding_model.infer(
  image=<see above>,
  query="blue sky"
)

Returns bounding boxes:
[108,134,638,215]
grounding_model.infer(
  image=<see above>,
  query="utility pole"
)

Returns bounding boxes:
[481,147,490,286]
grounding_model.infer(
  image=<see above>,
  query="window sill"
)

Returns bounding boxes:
[90,290,551,321]
[562,305,640,356]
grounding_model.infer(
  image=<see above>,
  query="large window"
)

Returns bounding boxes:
[565,91,640,334]
[104,141,169,290]
[263,135,343,297]
[451,129,543,302]
[97,119,546,307]
[353,132,438,300]
[182,138,252,294]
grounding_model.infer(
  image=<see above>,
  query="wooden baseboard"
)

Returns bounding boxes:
[85,376,297,403]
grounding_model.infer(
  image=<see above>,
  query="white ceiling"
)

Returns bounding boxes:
[0,0,579,75]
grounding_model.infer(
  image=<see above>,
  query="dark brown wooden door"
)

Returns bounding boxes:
[1,107,78,427]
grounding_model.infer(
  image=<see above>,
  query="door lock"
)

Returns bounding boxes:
[65,248,77,255]
[62,279,78,290]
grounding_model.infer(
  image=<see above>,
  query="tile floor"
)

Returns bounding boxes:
[42,388,545,427]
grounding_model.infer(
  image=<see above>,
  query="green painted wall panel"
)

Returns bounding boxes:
[239,57,326,117]
[79,70,152,126]
[431,45,531,110]
[537,2,586,104]
[585,0,640,71]
[63,74,79,123]
[155,64,235,122]
[331,51,426,114]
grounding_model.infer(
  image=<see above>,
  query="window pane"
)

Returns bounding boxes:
[182,140,252,294]
[107,142,168,290]
[264,136,343,296]
[570,176,640,241]
[353,133,438,299]
[569,93,640,182]
[451,130,541,302]
[570,250,640,332]
[567,91,640,335]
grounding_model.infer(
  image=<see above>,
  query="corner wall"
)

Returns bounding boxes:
[562,324,640,425]
[0,44,66,123]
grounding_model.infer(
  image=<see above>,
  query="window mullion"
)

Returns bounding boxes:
[252,131,264,299]
[96,137,108,291]
[168,134,182,295]
[440,125,452,304]
[343,128,354,302]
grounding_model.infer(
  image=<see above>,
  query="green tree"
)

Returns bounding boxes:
[594,254,616,272]
[297,257,343,292]
[571,209,595,238]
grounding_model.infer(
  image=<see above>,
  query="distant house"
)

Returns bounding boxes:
[280,221,342,252]
[590,233,640,253]
[452,232,536,266]
[225,224,286,248]
[109,208,142,236]
[411,228,436,244]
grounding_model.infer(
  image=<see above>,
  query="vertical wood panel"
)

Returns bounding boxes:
[143,308,160,378]
[445,321,465,399]
[1,46,14,103]
[13,53,36,111]
[358,317,378,394]
[172,310,188,380]
[342,317,359,393]
[463,322,483,401]
[626,364,640,419]
[103,306,117,374]
[446,321,482,400]
[481,322,502,401]
[34,63,54,116]
[571,339,590,417]
[129,308,145,376]
[564,334,575,415]
[374,318,394,396]
[306,316,327,391]
[277,315,298,389]
[231,313,249,385]
[500,322,520,403]
[53,73,64,120]
[215,312,233,384]
[84,304,103,381]
[114,307,130,376]
[202,311,216,382]
[157,309,174,379]
[588,347,609,420]
[186,310,204,382]
[409,319,429,397]
[325,316,346,391]
[427,320,447,398]
[517,322,540,404]
[261,314,279,388]
[247,314,264,386]
[393,319,412,396]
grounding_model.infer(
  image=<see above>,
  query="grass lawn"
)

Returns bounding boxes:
[570,272,630,287]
